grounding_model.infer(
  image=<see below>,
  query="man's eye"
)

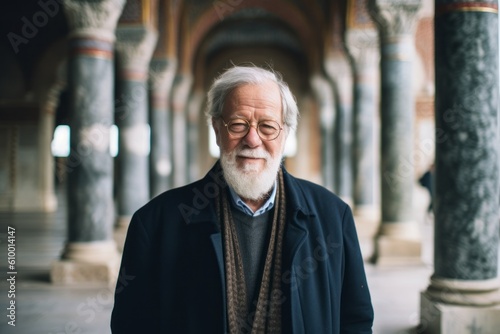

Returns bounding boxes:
[259,122,279,134]
[229,122,248,133]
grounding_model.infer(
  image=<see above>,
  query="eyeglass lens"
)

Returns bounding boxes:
[225,119,281,140]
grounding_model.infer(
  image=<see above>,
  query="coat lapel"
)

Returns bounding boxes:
[281,170,316,333]
[183,164,225,283]
[183,163,228,331]
[282,169,314,258]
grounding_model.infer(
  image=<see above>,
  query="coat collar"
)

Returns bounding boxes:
[281,167,314,219]
[187,161,314,224]
[184,161,315,227]
[183,162,224,227]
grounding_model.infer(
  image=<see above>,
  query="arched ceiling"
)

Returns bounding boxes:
[0,0,353,98]
[177,0,337,74]
[194,9,308,90]
[202,10,303,61]
[0,0,68,92]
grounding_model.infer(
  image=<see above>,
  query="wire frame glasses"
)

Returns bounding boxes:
[221,117,283,141]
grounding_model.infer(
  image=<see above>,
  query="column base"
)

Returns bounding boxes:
[425,276,500,306]
[51,240,120,285]
[353,205,380,261]
[419,291,500,333]
[114,215,132,252]
[372,221,422,265]
[51,260,119,285]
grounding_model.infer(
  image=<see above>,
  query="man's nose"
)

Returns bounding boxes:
[242,126,262,147]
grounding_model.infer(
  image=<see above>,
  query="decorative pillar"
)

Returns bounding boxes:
[325,52,354,207]
[149,0,178,197]
[293,93,319,180]
[311,74,336,191]
[186,88,204,182]
[171,74,193,188]
[51,0,125,284]
[149,57,177,197]
[345,29,380,244]
[114,25,158,248]
[369,0,422,264]
[419,1,500,332]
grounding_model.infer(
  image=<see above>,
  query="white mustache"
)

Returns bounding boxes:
[237,149,270,160]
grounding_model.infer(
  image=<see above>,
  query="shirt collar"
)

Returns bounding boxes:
[228,181,277,217]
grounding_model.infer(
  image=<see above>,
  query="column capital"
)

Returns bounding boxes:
[345,29,379,70]
[115,26,159,78]
[324,51,351,77]
[324,51,354,104]
[149,57,178,94]
[171,74,194,113]
[368,0,422,40]
[310,74,335,130]
[64,0,126,41]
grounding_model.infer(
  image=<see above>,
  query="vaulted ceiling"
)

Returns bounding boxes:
[0,0,359,102]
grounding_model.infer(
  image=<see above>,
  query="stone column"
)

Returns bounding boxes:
[51,0,125,285]
[369,0,422,264]
[114,26,158,242]
[345,29,380,243]
[149,57,177,197]
[325,52,354,207]
[171,74,193,188]
[187,88,204,182]
[420,1,500,332]
[311,74,336,191]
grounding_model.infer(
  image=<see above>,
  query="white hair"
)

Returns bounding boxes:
[205,65,299,134]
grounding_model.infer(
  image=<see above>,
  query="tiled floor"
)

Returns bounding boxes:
[0,186,435,334]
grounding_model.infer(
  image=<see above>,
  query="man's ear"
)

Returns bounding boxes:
[212,118,221,147]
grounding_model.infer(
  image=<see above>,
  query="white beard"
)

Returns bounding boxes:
[220,147,282,201]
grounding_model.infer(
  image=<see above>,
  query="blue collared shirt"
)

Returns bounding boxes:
[228,181,277,217]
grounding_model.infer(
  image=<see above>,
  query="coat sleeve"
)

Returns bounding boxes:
[110,213,160,333]
[339,206,374,333]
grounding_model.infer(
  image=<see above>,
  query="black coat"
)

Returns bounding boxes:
[111,163,374,333]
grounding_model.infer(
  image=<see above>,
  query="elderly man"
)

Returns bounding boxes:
[111,66,373,333]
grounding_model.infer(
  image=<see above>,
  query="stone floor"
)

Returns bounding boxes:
[0,185,436,334]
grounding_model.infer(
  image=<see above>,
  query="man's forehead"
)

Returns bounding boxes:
[224,83,281,108]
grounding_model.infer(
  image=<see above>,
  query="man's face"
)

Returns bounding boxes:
[213,82,287,200]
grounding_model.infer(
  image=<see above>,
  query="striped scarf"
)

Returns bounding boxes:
[217,168,286,334]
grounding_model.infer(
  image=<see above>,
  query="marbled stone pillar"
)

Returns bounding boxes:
[369,0,422,264]
[420,1,500,332]
[114,26,158,237]
[311,74,336,191]
[149,57,177,197]
[187,89,204,182]
[171,74,193,188]
[51,0,125,285]
[346,30,380,224]
[345,30,381,260]
[325,53,354,207]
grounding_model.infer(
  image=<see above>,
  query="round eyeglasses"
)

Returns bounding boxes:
[221,117,283,141]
